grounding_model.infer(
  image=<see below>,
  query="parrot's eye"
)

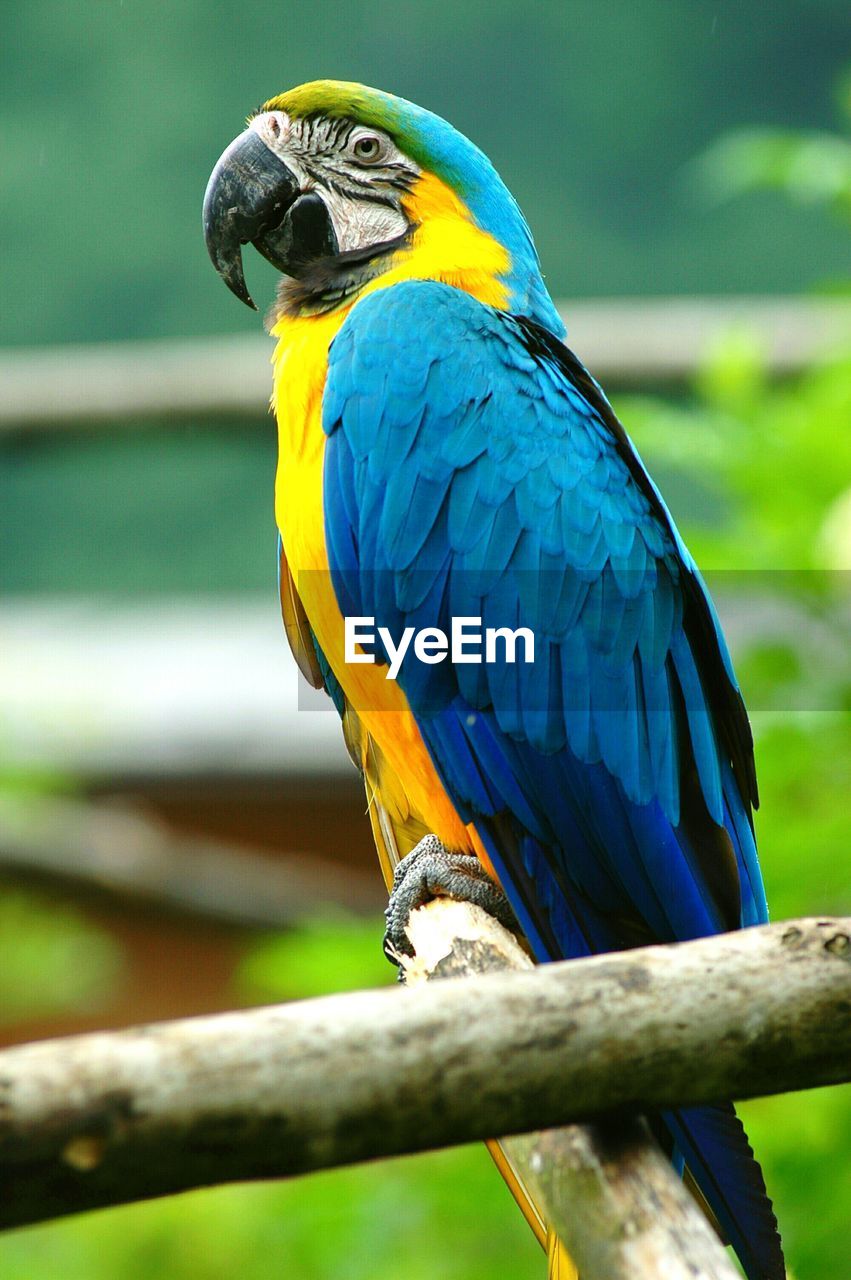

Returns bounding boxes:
[351,133,384,164]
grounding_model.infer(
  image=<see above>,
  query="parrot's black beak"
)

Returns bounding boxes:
[203,128,338,309]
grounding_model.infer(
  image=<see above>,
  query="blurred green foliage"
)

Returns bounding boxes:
[0,422,277,595]
[237,915,395,1002]
[751,720,849,922]
[0,1144,542,1280]
[0,890,122,1022]
[619,345,851,573]
[2,2,851,349]
[693,64,851,227]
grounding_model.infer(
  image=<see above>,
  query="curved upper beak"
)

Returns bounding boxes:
[203,128,301,310]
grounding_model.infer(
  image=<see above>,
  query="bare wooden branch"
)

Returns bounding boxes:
[2,297,849,432]
[514,1120,739,1280]
[0,916,848,1231]
[401,899,737,1279]
[0,792,381,926]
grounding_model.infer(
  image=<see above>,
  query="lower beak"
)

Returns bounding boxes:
[203,128,337,309]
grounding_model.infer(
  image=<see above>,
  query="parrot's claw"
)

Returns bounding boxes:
[383,834,519,970]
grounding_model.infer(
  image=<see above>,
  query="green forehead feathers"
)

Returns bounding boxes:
[260,80,439,172]
[262,82,401,134]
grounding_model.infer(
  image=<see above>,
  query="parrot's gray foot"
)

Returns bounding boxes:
[383,834,518,968]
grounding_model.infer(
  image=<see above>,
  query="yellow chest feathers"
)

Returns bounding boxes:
[266,172,511,854]
[270,168,511,522]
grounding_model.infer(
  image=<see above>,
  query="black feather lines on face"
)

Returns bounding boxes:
[289,113,419,202]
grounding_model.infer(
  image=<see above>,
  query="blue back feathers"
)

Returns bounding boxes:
[323,281,764,901]
[317,278,782,1278]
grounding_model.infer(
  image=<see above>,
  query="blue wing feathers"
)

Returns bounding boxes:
[321,279,764,916]
[320,280,778,1279]
[669,629,725,826]
[664,1106,785,1280]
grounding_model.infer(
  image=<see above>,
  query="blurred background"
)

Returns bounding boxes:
[1,2,850,1277]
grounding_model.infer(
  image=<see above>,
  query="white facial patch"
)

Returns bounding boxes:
[249,111,418,255]
[250,112,312,190]
[318,186,409,253]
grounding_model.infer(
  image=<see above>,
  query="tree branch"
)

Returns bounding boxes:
[0,916,848,1232]
[0,792,381,927]
[401,899,739,1279]
[2,299,849,432]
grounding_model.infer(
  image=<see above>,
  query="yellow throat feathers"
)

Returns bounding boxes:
[268,172,511,852]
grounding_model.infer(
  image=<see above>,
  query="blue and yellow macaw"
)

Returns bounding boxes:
[204,81,784,1279]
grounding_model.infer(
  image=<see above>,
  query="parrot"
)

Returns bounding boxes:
[203,80,784,1280]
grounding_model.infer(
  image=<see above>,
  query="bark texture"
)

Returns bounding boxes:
[402,898,739,1279]
[0,914,848,1232]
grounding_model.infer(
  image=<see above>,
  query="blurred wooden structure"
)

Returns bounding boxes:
[0,781,384,1047]
[2,297,850,431]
